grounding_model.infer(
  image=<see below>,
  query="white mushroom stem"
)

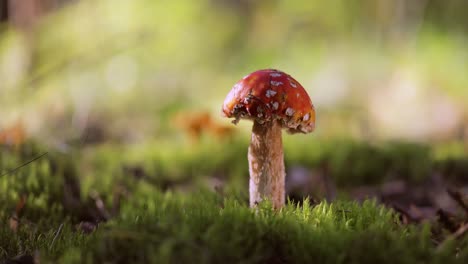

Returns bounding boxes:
[248,119,285,209]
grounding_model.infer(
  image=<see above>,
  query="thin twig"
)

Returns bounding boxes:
[392,204,416,224]
[0,152,48,177]
[447,188,468,214]
[452,223,468,240]
[436,209,458,232]
[437,224,468,251]
[49,223,64,249]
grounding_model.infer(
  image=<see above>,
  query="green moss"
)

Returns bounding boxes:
[0,144,65,219]
[63,138,468,204]
[1,140,467,263]
[2,189,465,263]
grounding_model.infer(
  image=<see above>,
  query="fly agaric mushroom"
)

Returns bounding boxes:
[222,69,315,209]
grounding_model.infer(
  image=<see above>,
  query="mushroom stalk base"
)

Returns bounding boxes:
[248,120,285,209]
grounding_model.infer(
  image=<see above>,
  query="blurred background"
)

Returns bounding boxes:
[1,0,468,220]
[2,3,468,262]
[1,0,467,144]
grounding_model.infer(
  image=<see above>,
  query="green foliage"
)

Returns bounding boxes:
[76,138,468,196]
[2,139,467,213]
[0,144,66,220]
[1,140,467,262]
[284,139,452,186]
[1,189,466,263]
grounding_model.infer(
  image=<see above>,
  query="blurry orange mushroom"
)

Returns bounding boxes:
[0,121,26,146]
[171,111,235,142]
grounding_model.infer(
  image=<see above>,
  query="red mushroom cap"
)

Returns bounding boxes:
[222,69,315,134]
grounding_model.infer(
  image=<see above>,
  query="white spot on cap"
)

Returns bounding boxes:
[289,79,297,88]
[271,81,283,87]
[270,73,282,77]
[272,102,279,110]
[266,89,277,98]
[296,93,300,98]
[285,108,295,116]
[303,113,310,121]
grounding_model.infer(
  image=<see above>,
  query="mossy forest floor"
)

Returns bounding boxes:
[1,138,467,263]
